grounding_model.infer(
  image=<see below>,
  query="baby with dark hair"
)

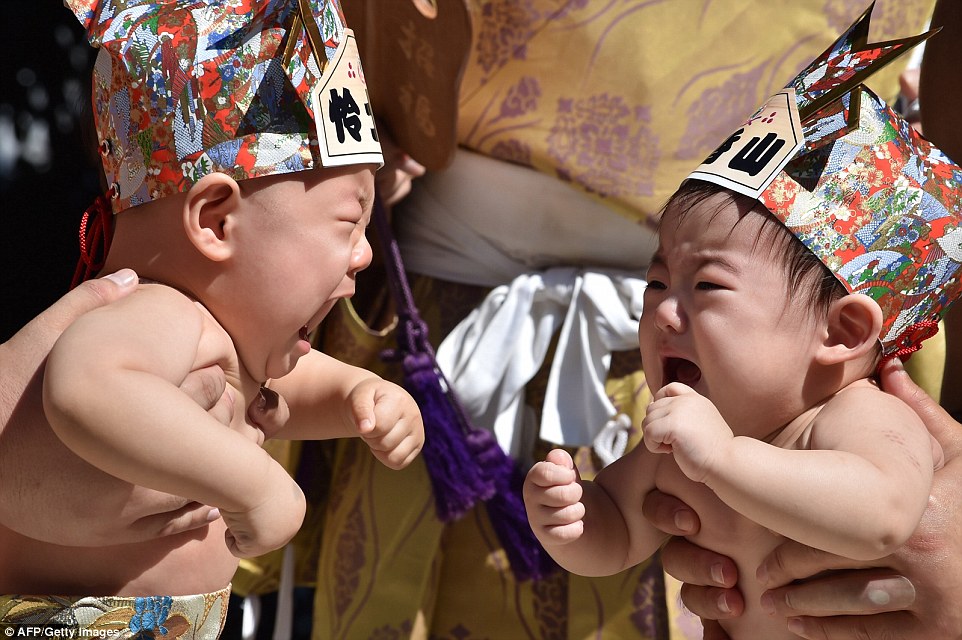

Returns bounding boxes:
[524,6,961,637]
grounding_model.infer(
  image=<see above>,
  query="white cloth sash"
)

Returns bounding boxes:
[435,268,646,459]
[397,149,653,460]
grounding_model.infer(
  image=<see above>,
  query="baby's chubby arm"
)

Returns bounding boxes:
[645,382,935,561]
[267,350,424,469]
[1,270,225,545]
[523,447,667,577]
[42,285,304,558]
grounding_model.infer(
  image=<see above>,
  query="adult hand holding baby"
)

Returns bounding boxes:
[644,358,962,639]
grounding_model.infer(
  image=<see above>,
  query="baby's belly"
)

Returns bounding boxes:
[0,520,236,596]
[655,463,797,639]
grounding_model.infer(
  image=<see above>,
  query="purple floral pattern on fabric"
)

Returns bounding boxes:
[532,570,567,640]
[490,139,533,166]
[463,74,542,161]
[369,620,414,640]
[676,63,769,161]
[632,554,669,636]
[498,75,542,120]
[824,0,917,35]
[475,1,540,78]
[547,94,659,198]
[333,496,366,618]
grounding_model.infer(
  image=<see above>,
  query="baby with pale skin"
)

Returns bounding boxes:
[523,182,941,638]
[9,162,424,597]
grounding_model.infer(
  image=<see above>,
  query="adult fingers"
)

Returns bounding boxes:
[785,611,917,640]
[659,536,737,588]
[375,134,426,207]
[702,619,734,640]
[127,502,221,541]
[757,539,872,590]
[642,488,700,536]
[761,571,916,617]
[878,358,961,457]
[5,269,138,359]
[376,161,426,207]
[679,582,744,620]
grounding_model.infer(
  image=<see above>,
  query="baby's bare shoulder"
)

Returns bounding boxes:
[54,283,231,382]
[810,379,927,448]
[823,379,915,416]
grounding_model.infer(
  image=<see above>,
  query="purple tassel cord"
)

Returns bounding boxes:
[374,198,556,581]
[381,340,557,581]
[467,428,560,580]
[395,348,494,519]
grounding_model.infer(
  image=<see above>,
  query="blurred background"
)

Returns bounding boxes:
[1,3,99,340]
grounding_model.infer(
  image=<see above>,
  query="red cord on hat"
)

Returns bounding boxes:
[71,193,114,289]
[876,319,941,374]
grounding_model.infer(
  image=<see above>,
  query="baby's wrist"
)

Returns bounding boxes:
[700,439,734,487]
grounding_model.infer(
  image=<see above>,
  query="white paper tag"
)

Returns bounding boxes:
[687,88,804,199]
[311,29,383,167]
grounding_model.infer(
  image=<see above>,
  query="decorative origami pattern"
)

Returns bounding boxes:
[64,0,382,214]
[689,3,962,359]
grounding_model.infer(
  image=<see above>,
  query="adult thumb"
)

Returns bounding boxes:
[6,269,138,359]
[878,357,961,458]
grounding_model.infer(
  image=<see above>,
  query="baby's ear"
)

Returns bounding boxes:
[182,173,242,262]
[816,294,883,365]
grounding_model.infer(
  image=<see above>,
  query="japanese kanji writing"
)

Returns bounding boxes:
[328,87,362,144]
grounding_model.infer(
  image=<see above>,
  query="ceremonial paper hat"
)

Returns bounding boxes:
[64,0,383,214]
[687,3,962,360]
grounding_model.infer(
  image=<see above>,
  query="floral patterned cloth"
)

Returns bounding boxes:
[456,0,933,230]
[0,588,229,640]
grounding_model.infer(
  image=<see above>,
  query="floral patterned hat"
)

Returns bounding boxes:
[65,0,382,215]
[687,2,962,360]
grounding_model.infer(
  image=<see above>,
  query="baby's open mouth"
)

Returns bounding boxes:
[663,357,702,386]
[299,326,310,341]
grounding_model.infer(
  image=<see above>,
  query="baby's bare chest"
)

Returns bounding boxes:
[653,459,790,635]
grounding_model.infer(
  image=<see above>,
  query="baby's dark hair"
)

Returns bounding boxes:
[659,179,848,317]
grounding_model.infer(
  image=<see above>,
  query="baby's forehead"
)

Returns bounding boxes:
[656,200,793,270]
[662,195,783,241]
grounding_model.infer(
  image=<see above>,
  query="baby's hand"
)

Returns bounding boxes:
[348,378,424,469]
[643,382,732,483]
[219,462,306,558]
[523,449,586,546]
